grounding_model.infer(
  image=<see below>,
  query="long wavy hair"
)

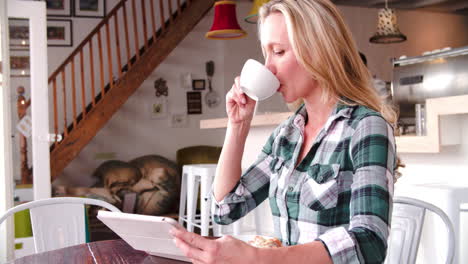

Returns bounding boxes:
[258,0,403,177]
[258,0,397,126]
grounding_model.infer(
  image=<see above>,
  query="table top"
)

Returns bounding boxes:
[11,239,186,264]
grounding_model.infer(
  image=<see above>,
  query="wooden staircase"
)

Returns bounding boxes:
[25,0,214,181]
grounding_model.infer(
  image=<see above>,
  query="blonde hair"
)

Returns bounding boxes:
[258,0,397,127]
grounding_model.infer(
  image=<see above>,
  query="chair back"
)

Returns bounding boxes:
[0,197,120,253]
[385,196,455,264]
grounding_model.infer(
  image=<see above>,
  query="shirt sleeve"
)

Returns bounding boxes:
[211,124,282,225]
[318,115,396,264]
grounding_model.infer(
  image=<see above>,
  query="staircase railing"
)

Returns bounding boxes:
[41,0,191,150]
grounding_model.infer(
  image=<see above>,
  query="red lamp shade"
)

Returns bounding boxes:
[205,1,247,40]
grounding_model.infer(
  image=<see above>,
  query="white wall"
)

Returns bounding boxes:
[339,6,468,81]
[52,3,468,187]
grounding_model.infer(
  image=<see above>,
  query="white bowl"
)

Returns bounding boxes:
[240,59,280,101]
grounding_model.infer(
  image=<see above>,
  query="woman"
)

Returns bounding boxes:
[171,0,398,263]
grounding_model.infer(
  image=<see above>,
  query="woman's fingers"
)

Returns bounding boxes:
[171,228,213,262]
[173,236,208,263]
[230,77,247,105]
[171,228,211,249]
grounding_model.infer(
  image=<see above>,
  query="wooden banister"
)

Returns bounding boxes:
[141,0,149,50]
[122,4,132,69]
[105,23,114,90]
[48,0,127,82]
[71,57,77,128]
[131,0,140,60]
[61,70,68,137]
[79,50,86,118]
[150,0,157,41]
[160,0,166,31]
[89,42,96,106]
[23,0,214,179]
[114,14,123,79]
[97,30,105,95]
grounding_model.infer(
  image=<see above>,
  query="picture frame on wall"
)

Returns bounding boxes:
[47,19,73,47]
[10,50,30,77]
[43,0,72,17]
[187,91,202,114]
[192,79,205,91]
[74,0,106,18]
[8,18,30,49]
[170,113,188,128]
[150,97,168,119]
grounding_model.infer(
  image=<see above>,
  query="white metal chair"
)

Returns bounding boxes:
[0,197,120,254]
[385,196,455,264]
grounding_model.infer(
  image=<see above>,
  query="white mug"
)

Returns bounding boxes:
[240,59,280,101]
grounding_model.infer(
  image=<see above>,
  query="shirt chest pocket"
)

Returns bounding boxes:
[299,164,340,211]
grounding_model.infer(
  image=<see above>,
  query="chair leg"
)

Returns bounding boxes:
[233,221,241,235]
[200,174,211,237]
[186,173,198,233]
[178,170,188,226]
[254,209,261,234]
[211,200,222,236]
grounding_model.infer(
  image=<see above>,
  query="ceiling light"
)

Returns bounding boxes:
[370,1,407,44]
[205,1,247,40]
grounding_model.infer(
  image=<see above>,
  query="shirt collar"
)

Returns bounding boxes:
[292,99,355,131]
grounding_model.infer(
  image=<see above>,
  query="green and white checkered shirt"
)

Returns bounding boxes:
[213,103,396,264]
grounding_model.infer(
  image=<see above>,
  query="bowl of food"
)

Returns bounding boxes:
[234,235,283,248]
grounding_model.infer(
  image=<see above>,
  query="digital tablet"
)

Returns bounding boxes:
[97,210,190,262]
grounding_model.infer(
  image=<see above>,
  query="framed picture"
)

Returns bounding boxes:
[74,0,106,18]
[44,0,72,17]
[47,19,73,47]
[150,97,168,119]
[187,92,202,114]
[170,113,188,128]
[180,72,192,90]
[10,50,30,77]
[192,79,205,91]
[9,19,30,49]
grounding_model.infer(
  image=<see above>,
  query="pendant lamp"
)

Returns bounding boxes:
[244,0,270,24]
[369,0,407,44]
[205,1,247,40]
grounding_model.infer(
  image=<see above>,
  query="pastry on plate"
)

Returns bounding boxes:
[247,235,282,248]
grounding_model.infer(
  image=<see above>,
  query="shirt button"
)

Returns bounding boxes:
[288,186,294,192]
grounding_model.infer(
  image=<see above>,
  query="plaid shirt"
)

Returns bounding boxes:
[213,103,396,264]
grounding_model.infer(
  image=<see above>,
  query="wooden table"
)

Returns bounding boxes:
[11,239,186,264]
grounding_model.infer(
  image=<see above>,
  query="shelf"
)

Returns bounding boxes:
[396,95,468,153]
[200,95,468,153]
[200,112,292,129]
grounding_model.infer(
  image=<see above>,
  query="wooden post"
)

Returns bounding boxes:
[17,86,32,184]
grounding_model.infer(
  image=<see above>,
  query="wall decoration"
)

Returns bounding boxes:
[154,78,168,97]
[44,0,72,17]
[192,79,206,91]
[187,92,202,114]
[170,113,188,128]
[10,50,30,77]
[150,97,168,119]
[9,19,29,49]
[47,19,73,47]
[180,72,192,90]
[74,0,106,18]
[16,116,32,138]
